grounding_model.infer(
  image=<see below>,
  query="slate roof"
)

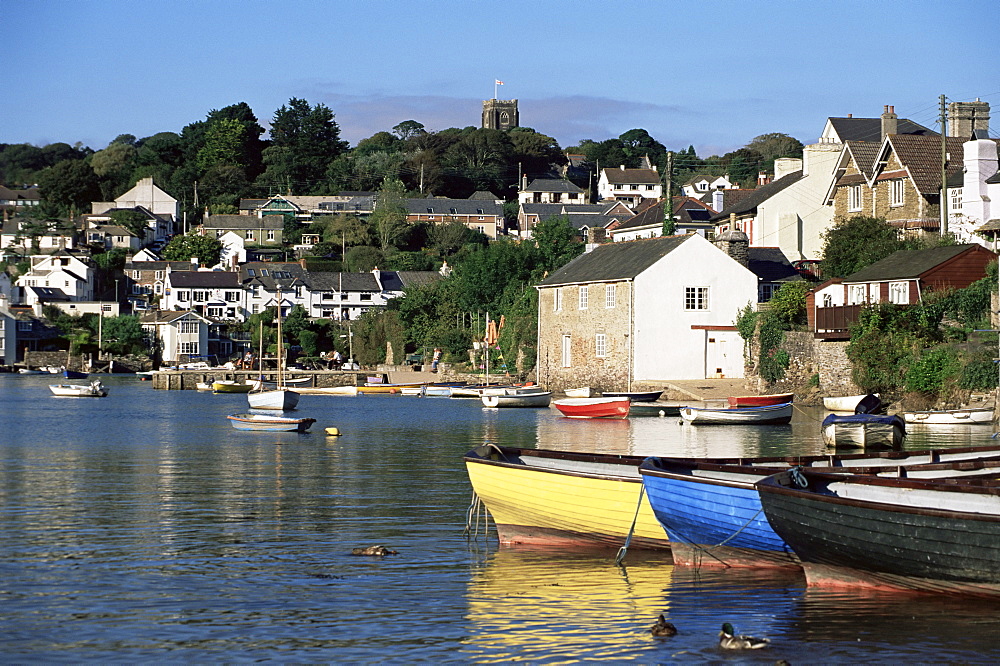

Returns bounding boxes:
[602,167,660,185]
[523,178,583,194]
[125,260,196,271]
[140,310,207,324]
[469,191,502,200]
[521,203,566,218]
[537,235,690,286]
[240,262,307,290]
[699,188,754,210]
[827,117,936,143]
[405,198,503,216]
[564,214,620,231]
[748,247,802,283]
[168,271,242,288]
[844,244,986,282]
[710,171,805,221]
[307,272,381,292]
[394,271,443,288]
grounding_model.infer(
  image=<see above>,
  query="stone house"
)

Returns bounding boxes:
[124,258,197,310]
[809,243,996,339]
[535,232,757,391]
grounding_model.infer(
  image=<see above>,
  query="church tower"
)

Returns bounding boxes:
[482,99,519,130]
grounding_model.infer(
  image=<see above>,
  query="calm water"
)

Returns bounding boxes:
[2,374,1000,662]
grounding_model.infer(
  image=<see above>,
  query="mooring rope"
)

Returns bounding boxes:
[614,484,646,566]
[667,506,766,568]
[464,490,492,540]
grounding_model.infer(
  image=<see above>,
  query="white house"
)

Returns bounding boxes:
[92,177,178,238]
[0,298,15,365]
[518,178,588,205]
[711,143,841,261]
[163,270,244,321]
[681,174,738,198]
[597,165,662,206]
[16,252,94,306]
[949,132,1000,246]
[535,232,757,390]
[140,310,211,364]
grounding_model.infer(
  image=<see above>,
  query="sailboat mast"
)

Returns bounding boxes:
[276,288,283,389]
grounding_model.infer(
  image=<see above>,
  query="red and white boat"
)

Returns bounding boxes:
[727,392,794,408]
[552,397,630,419]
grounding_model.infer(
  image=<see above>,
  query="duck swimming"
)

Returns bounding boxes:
[649,615,677,637]
[719,623,769,649]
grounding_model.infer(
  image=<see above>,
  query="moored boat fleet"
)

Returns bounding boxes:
[464,386,1000,598]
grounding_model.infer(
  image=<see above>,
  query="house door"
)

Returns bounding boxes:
[705,332,743,379]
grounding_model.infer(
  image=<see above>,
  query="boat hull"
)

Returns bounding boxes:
[680,402,793,425]
[227,413,315,432]
[903,408,994,425]
[213,381,254,393]
[602,390,662,402]
[727,392,794,408]
[823,393,877,412]
[464,446,670,551]
[758,470,1000,596]
[628,402,681,417]
[552,397,630,419]
[564,387,591,398]
[639,458,797,568]
[482,391,552,408]
[821,414,905,448]
[248,389,299,410]
[49,383,108,397]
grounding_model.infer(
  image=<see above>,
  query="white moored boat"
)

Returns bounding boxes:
[49,381,108,397]
[824,393,879,412]
[564,387,591,398]
[247,290,299,411]
[680,402,793,425]
[903,408,994,425]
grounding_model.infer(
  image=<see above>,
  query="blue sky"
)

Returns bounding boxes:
[6,0,998,157]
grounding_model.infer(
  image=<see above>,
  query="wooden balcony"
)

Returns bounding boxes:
[814,304,861,339]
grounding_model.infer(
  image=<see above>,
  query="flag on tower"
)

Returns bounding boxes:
[495,80,504,85]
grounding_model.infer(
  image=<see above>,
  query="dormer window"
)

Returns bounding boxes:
[427,208,434,214]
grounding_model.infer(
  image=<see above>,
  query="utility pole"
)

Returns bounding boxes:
[662,151,675,236]
[419,163,424,195]
[940,94,949,236]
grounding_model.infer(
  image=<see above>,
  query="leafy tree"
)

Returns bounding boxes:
[429,218,481,257]
[531,216,582,275]
[354,131,402,157]
[508,128,567,176]
[746,133,803,162]
[36,160,102,214]
[90,141,138,199]
[344,245,385,272]
[259,97,348,193]
[109,209,149,237]
[383,250,434,271]
[313,214,372,248]
[619,128,666,165]
[162,233,223,266]
[101,315,147,355]
[443,128,514,195]
[197,117,249,171]
[821,215,910,278]
[766,281,810,329]
[370,177,409,252]
[392,120,426,140]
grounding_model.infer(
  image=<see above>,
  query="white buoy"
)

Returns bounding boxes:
[325,427,341,436]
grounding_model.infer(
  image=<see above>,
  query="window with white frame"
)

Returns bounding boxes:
[246,230,254,241]
[579,285,589,310]
[267,230,275,241]
[553,287,562,311]
[176,290,189,301]
[822,293,833,307]
[179,341,199,355]
[889,179,905,207]
[951,188,963,210]
[848,284,866,305]
[684,286,709,310]
[888,281,909,304]
[848,185,862,212]
[225,291,239,302]
[561,334,571,367]
[155,271,164,280]
[207,306,223,318]
[193,290,207,302]
[605,284,616,308]
[595,332,607,357]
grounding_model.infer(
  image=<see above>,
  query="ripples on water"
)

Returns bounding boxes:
[2,375,1000,661]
